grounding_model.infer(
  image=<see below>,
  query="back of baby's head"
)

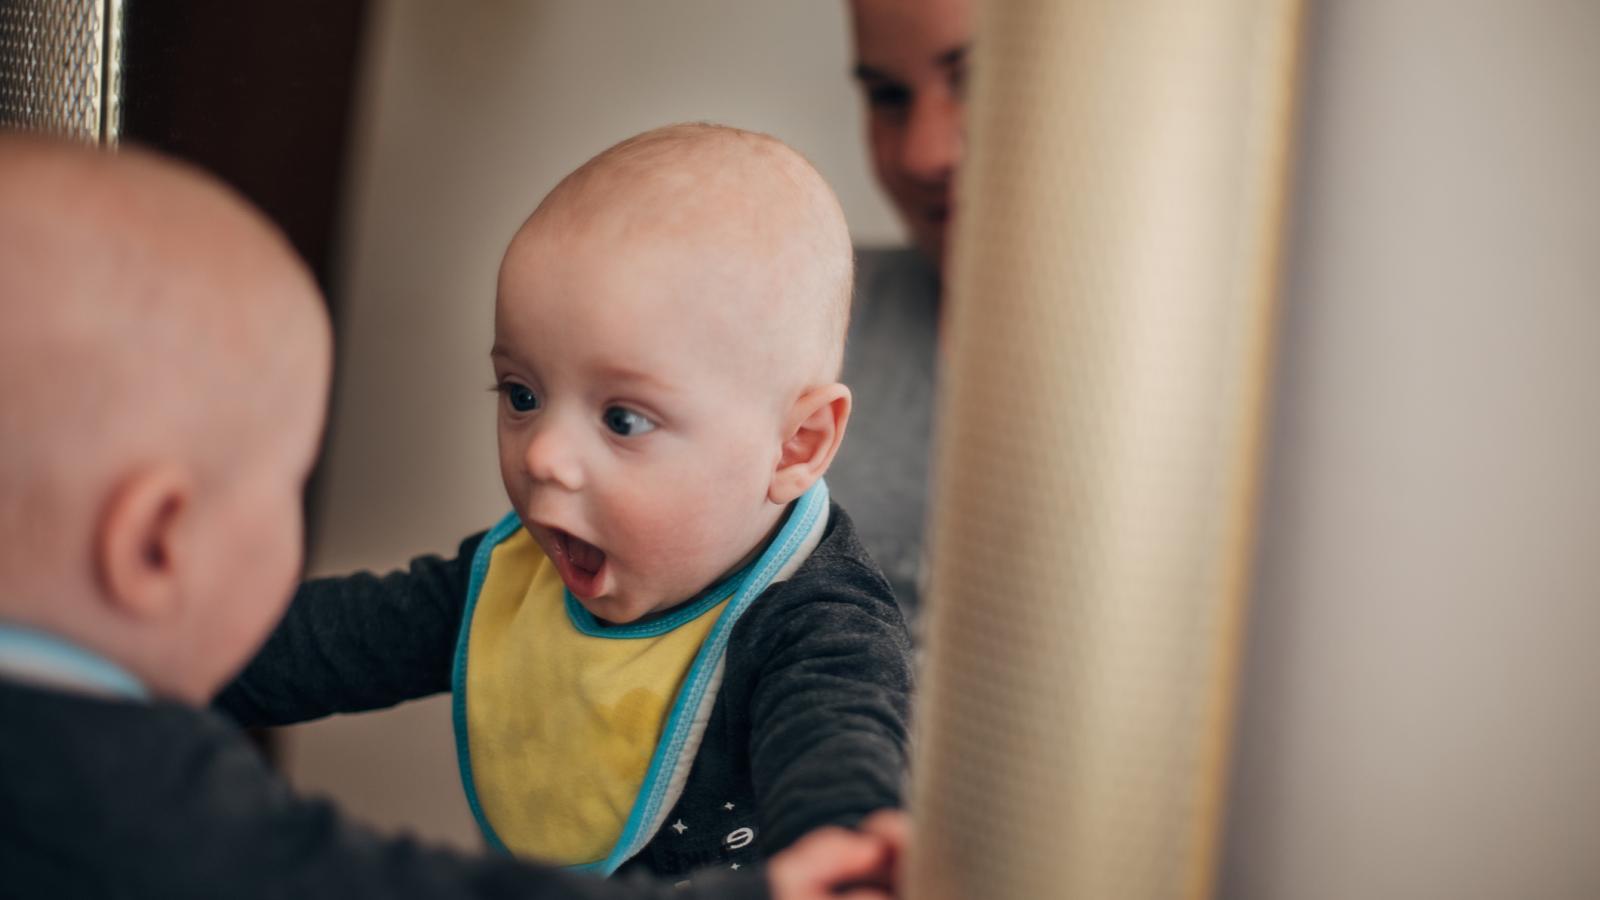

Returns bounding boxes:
[0,136,327,649]
[518,123,855,388]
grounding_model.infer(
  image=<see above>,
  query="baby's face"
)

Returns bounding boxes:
[493,226,793,624]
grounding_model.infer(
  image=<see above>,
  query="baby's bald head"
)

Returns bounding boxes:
[0,136,330,700]
[512,124,854,390]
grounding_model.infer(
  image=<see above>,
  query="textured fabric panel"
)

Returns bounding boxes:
[909,2,1301,898]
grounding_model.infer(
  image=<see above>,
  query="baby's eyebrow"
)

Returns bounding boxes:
[596,363,676,394]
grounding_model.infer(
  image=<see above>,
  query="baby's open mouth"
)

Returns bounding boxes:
[550,528,606,600]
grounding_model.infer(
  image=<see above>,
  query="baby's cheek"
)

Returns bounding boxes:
[611,474,724,569]
[608,441,772,581]
[496,441,529,500]
[616,482,707,560]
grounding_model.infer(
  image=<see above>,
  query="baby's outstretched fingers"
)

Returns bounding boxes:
[768,825,894,900]
[854,809,908,895]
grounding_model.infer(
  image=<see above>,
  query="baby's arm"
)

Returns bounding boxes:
[744,558,914,854]
[215,532,486,726]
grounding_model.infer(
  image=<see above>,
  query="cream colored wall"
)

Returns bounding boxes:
[281,0,901,849]
[1222,2,1600,896]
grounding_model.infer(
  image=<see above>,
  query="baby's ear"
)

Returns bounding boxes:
[94,465,192,622]
[769,383,852,505]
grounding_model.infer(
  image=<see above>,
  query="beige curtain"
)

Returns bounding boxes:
[909,3,1302,898]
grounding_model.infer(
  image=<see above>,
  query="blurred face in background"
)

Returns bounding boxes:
[849,0,972,275]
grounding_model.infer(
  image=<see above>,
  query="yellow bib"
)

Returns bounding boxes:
[452,482,832,875]
[460,528,728,866]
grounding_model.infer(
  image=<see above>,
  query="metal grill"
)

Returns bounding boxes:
[0,0,121,144]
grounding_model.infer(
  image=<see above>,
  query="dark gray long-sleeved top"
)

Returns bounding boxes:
[217,503,913,881]
[0,676,765,900]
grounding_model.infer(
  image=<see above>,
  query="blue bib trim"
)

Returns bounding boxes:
[449,511,524,856]
[0,623,148,700]
[450,479,831,874]
[563,563,747,640]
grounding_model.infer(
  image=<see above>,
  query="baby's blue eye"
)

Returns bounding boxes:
[501,382,540,412]
[603,406,657,437]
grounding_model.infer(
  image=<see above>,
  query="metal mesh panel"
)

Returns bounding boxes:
[0,0,120,143]
[907,2,1301,898]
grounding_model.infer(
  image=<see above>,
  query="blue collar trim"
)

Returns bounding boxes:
[0,623,149,700]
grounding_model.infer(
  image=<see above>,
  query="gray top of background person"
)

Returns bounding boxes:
[831,0,970,617]
[831,246,939,615]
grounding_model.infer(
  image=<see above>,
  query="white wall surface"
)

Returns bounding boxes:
[1222,2,1600,896]
[282,0,901,849]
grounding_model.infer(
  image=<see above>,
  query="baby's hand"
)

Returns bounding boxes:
[855,810,909,889]
[766,819,900,900]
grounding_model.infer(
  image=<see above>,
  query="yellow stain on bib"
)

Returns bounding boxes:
[465,527,727,865]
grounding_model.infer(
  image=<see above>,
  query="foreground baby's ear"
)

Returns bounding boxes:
[95,465,192,622]
[769,383,852,505]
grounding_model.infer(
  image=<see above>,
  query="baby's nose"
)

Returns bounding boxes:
[522,424,584,491]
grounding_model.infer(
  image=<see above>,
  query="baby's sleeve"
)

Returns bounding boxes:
[743,559,915,853]
[215,531,486,727]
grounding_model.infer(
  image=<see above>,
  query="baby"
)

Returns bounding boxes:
[0,135,898,900]
[221,124,914,881]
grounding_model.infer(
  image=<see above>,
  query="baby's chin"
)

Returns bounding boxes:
[576,591,672,627]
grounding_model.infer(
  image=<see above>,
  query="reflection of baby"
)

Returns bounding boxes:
[0,134,898,900]
[223,124,914,882]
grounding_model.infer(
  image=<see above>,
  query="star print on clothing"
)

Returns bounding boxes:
[671,819,688,834]
[723,802,735,811]
[730,863,741,871]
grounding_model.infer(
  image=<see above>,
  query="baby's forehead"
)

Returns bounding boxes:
[496,244,820,389]
[502,125,851,381]
[507,195,816,318]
